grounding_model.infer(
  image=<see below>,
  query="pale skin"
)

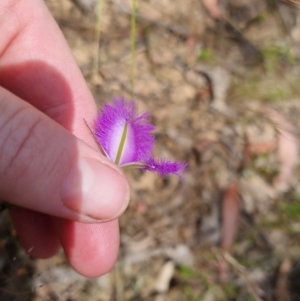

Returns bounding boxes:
[0,0,130,277]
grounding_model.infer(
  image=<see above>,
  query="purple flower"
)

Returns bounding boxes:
[93,97,186,177]
[144,158,187,178]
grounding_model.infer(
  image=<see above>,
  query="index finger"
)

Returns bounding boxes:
[0,0,122,277]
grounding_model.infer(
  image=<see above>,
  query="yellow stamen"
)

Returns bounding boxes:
[115,123,128,165]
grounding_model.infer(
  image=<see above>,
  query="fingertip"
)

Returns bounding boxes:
[61,158,130,222]
[57,219,120,278]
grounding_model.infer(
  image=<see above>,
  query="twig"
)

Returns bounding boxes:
[114,262,124,301]
[222,251,264,301]
[130,0,137,97]
[93,0,104,80]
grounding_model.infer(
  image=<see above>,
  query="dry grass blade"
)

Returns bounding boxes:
[222,252,265,301]
[276,258,292,301]
[281,0,300,9]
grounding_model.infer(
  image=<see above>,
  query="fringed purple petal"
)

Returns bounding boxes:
[144,158,187,178]
[92,96,188,178]
[94,97,155,165]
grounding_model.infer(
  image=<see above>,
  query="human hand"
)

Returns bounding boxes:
[0,0,130,277]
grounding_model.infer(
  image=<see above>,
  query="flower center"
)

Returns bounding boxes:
[115,123,128,165]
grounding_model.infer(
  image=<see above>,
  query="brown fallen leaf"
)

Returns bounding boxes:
[221,181,240,251]
[153,261,175,294]
[263,107,299,192]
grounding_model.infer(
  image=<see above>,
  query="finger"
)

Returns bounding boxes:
[10,208,61,259]
[58,219,120,278]
[0,87,129,222]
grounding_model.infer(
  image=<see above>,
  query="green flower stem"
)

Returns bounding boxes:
[130,0,137,97]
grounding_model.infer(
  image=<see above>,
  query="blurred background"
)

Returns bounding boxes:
[2,0,300,300]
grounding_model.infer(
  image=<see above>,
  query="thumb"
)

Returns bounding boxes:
[0,87,130,222]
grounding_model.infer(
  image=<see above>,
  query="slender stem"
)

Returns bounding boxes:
[130,0,137,97]
[93,0,104,78]
[83,118,110,158]
[115,124,128,165]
